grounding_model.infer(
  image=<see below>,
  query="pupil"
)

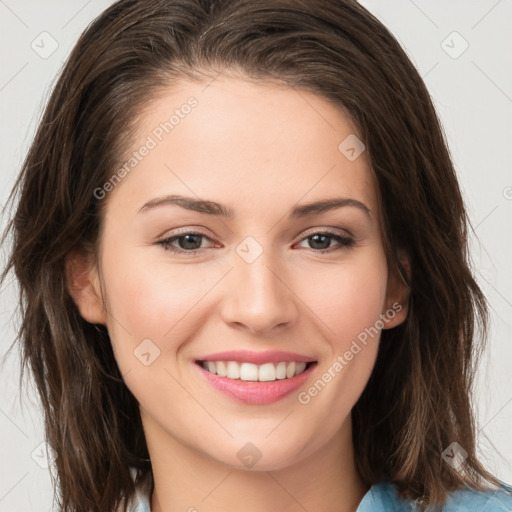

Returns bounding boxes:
[310,234,329,250]
[181,234,201,250]
[177,234,332,251]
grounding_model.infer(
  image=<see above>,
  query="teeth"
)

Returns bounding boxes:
[201,360,310,381]
[240,362,258,381]
[295,362,306,374]
[276,361,287,379]
[258,362,275,381]
[216,361,227,377]
[226,361,240,379]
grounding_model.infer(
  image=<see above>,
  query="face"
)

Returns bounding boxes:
[69,75,408,471]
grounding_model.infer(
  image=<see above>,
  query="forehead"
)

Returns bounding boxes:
[107,75,378,220]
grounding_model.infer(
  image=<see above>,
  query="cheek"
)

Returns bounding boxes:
[101,233,388,389]
[293,252,388,409]
[99,246,218,369]
[103,244,388,340]
[296,252,388,347]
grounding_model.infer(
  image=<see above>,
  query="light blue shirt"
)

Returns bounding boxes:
[126,479,512,511]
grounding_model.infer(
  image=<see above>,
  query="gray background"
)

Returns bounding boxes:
[1,1,511,510]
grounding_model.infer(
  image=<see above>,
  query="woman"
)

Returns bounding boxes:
[2,0,511,511]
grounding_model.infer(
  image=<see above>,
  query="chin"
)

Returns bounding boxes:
[200,431,320,473]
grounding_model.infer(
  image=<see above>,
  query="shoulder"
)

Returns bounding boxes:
[358,480,512,511]
[123,473,512,512]
[443,484,512,511]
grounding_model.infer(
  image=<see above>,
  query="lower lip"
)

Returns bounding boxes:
[196,363,316,405]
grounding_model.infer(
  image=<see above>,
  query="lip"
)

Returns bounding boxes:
[196,350,315,365]
[194,359,317,405]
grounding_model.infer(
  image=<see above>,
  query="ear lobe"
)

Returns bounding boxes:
[65,250,107,325]
[382,249,410,329]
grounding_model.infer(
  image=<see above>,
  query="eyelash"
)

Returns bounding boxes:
[156,229,355,255]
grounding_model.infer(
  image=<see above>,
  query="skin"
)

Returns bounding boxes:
[67,74,409,512]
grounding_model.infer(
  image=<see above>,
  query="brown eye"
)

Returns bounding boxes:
[157,232,213,253]
[297,231,355,254]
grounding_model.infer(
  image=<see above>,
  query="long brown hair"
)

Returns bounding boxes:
[2,0,507,510]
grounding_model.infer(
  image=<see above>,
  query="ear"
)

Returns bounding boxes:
[65,250,107,325]
[382,249,410,329]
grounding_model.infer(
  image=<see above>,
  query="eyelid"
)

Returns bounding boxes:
[156,225,215,239]
[157,226,355,243]
[299,225,354,239]
[157,225,353,243]
[156,226,356,255]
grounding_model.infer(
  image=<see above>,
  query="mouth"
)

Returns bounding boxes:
[194,352,318,405]
[196,360,316,382]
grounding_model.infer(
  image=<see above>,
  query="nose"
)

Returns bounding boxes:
[220,243,299,336]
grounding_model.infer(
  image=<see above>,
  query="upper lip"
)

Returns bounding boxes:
[196,350,316,365]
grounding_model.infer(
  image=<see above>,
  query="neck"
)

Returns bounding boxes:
[145,413,369,512]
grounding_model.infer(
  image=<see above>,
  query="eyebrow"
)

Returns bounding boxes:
[138,194,371,218]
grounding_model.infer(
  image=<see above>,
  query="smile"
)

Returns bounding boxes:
[194,351,318,405]
[198,360,312,381]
